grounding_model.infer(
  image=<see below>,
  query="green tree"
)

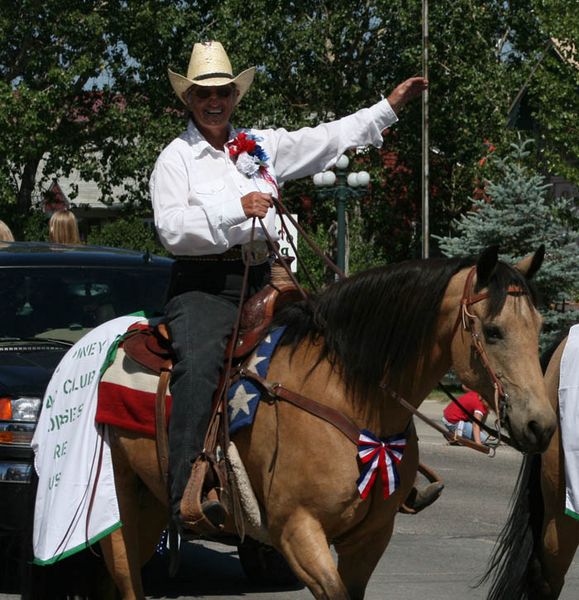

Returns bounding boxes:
[504,0,579,183]
[1,0,124,213]
[0,1,203,223]
[1,1,576,262]
[436,141,579,346]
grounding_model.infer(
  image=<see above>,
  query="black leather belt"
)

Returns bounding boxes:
[175,246,243,262]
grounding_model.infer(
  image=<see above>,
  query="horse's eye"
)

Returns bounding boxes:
[483,325,503,343]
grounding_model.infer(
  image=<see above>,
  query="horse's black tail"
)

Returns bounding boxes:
[480,330,568,600]
[479,452,544,600]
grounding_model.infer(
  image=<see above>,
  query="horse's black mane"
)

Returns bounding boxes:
[274,255,537,402]
[540,330,569,373]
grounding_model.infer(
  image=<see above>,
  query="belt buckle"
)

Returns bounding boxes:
[241,241,270,266]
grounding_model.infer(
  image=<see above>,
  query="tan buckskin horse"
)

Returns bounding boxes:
[482,327,579,600]
[99,246,556,600]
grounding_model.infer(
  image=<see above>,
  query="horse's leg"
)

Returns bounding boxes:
[335,443,417,599]
[274,511,350,600]
[540,515,579,599]
[126,438,170,566]
[99,430,148,600]
[136,489,169,566]
[538,439,579,600]
[335,518,395,600]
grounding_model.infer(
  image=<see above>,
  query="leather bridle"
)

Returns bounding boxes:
[451,266,527,442]
[381,265,528,455]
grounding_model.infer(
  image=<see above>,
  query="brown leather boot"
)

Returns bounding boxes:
[200,499,227,528]
[179,497,228,539]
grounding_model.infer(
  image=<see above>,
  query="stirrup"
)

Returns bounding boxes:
[199,499,227,528]
[179,455,229,536]
[179,498,228,539]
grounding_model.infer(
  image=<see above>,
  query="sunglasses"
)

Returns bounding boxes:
[190,86,235,100]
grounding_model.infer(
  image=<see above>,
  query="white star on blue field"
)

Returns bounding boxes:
[227,327,286,433]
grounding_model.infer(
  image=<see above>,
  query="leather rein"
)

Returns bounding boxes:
[384,266,526,455]
[230,207,525,458]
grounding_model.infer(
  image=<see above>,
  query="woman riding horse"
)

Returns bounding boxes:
[99,246,556,599]
[150,39,428,534]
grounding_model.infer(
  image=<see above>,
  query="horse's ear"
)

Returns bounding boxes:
[515,245,545,280]
[476,245,499,288]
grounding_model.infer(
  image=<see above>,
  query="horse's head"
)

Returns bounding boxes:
[449,246,556,453]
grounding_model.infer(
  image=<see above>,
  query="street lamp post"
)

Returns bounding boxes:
[421,0,430,258]
[313,155,371,275]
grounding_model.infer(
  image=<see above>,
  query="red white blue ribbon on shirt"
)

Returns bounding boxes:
[356,429,407,500]
[259,167,279,194]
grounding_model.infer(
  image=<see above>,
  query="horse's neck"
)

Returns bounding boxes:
[374,271,466,423]
[270,342,354,418]
[269,271,465,437]
[276,344,448,438]
[369,353,451,434]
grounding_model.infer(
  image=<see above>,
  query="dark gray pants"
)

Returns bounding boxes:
[164,259,270,519]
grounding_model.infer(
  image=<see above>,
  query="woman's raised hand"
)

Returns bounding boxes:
[386,77,428,114]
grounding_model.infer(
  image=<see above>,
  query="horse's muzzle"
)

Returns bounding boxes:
[507,412,556,454]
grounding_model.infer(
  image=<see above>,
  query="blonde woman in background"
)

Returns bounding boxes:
[49,210,81,244]
[0,220,15,242]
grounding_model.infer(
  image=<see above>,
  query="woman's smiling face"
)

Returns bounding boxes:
[185,84,239,142]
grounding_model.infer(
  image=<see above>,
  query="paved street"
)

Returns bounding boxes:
[140,399,579,599]
[1,400,577,600]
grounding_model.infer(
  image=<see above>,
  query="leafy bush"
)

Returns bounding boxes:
[293,222,334,291]
[86,216,168,256]
[1,207,50,242]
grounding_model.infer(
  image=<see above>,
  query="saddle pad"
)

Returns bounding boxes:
[227,441,269,544]
[96,344,172,437]
[96,328,286,438]
[560,324,579,520]
[228,327,286,434]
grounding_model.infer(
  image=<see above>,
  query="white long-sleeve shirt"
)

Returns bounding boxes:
[150,99,398,256]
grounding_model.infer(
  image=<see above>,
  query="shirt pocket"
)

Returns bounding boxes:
[189,180,226,205]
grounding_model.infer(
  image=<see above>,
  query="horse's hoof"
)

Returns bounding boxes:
[399,482,444,514]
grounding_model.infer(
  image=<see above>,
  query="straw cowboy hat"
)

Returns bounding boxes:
[168,41,255,106]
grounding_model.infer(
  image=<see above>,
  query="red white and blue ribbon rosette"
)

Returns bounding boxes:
[226,130,279,193]
[227,131,270,177]
[356,429,407,500]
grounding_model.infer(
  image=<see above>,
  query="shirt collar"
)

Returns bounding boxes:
[185,120,239,157]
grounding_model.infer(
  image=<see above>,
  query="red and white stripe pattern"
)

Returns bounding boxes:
[97,346,171,437]
[356,429,407,500]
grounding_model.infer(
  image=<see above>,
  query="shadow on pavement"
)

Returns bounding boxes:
[143,541,305,597]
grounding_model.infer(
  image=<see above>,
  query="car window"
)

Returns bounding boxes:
[0,266,169,342]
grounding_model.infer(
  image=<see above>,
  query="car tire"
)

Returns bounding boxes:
[0,533,26,593]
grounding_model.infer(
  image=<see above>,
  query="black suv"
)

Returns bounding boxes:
[0,241,172,595]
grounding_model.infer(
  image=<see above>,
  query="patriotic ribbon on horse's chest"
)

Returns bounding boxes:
[356,429,407,500]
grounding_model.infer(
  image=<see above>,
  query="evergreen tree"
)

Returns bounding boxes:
[436,140,579,347]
